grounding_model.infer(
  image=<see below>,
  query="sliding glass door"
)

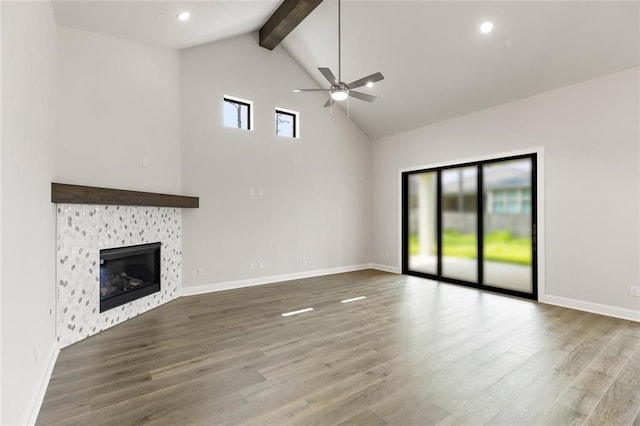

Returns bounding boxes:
[482,158,535,293]
[441,166,478,283]
[402,154,537,299]
[407,171,438,275]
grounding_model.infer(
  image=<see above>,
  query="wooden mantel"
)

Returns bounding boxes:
[51,183,199,208]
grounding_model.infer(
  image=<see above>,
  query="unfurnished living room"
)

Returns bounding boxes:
[1,0,640,425]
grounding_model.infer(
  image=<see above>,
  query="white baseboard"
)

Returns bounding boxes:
[27,343,59,426]
[540,294,640,323]
[369,263,401,274]
[182,264,374,296]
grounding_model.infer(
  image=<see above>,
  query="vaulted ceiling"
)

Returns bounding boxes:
[52,1,639,139]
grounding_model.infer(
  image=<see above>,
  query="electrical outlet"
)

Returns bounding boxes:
[301,256,307,264]
[248,189,255,197]
[249,262,256,270]
[197,267,205,276]
[631,286,640,297]
[258,261,264,269]
[142,157,150,168]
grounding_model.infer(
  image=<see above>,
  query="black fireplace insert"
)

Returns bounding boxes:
[99,242,161,312]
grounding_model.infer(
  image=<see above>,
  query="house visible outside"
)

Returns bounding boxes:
[408,159,533,292]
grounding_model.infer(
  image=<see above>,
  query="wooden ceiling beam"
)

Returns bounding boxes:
[259,0,323,50]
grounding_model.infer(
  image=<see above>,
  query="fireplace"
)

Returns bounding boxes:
[100,242,161,312]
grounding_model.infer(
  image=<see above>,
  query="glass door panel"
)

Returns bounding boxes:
[408,172,438,275]
[482,158,533,293]
[441,166,478,282]
[403,154,536,300]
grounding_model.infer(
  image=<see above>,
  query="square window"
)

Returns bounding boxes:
[224,96,252,130]
[275,108,298,138]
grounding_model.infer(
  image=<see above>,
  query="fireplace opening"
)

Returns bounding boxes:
[100,242,161,312]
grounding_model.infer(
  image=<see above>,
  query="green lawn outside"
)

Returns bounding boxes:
[409,230,531,266]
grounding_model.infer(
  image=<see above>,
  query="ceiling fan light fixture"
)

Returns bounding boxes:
[177,11,191,22]
[366,81,374,88]
[480,21,494,34]
[331,88,349,101]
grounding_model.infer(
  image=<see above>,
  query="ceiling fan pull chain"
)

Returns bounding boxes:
[338,0,341,82]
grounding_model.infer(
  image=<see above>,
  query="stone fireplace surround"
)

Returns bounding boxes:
[53,183,198,348]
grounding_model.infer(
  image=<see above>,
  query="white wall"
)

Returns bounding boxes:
[56,27,182,194]
[1,1,58,424]
[372,67,640,318]
[181,33,372,289]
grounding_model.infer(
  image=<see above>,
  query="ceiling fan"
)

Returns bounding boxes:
[293,0,384,107]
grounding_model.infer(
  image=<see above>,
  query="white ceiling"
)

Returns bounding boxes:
[53,1,640,139]
[52,1,282,49]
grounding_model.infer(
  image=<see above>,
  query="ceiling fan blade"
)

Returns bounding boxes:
[347,72,385,90]
[293,89,330,92]
[323,98,333,107]
[349,91,377,103]
[318,67,339,85]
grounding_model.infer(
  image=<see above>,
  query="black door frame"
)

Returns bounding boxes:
[401,153,538,301]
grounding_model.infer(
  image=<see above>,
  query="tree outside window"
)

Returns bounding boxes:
[275,109,298,138]
[224,97,251,130]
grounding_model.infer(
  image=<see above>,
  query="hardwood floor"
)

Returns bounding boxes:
[37,270,640,425]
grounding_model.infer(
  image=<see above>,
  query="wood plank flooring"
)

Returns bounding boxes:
[37,270,640,425]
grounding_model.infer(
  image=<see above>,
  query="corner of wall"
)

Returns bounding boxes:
[26,344,59,425]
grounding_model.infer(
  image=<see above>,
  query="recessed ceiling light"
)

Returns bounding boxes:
[480,21,494,34]
[366,82,374,88]
[177,11,191,22]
